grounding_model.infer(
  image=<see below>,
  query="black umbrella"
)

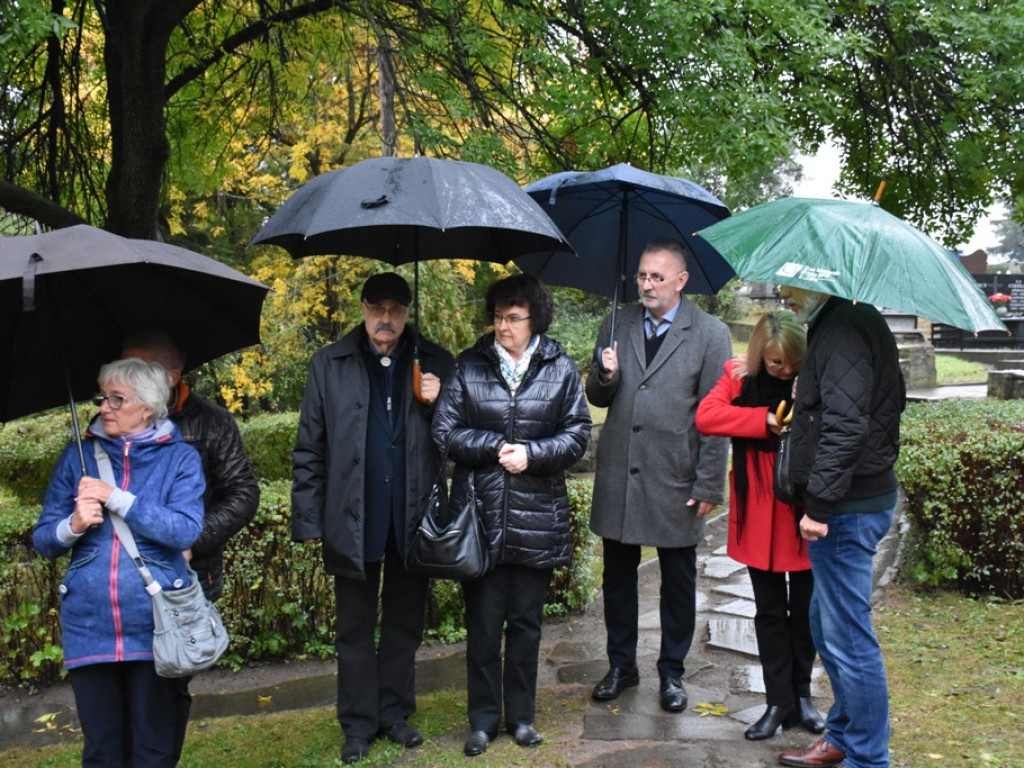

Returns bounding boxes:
[1,224,270,470]
[249,156,573,398]
[516,163,733,351]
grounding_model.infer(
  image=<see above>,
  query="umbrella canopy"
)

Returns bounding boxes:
[516,163,734,301]
[696,197,1006,334]
[248,156,572,262]
[0,224,270,425]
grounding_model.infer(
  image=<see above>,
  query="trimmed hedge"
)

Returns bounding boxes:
[897,399,1024,598]
[0,409,598,688]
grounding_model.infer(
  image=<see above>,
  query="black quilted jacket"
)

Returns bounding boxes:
[431,333,591,570]
[173,388,260,601]
[788,297,905,523]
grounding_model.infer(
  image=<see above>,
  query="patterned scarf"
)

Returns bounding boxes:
[494,334,539,393]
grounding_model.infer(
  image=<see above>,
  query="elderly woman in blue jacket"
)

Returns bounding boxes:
[34,357,205,767]
[432,273,591,757]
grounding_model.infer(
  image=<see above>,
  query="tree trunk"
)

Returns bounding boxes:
[101,1,199,239]
[378,34,397,158]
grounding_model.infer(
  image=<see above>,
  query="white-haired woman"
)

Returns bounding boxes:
[34,358,206,767]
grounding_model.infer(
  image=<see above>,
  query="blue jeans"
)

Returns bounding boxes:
[808,508,893,768]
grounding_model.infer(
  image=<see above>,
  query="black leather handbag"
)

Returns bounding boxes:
[407,458,491,581]
[773,428,800,506]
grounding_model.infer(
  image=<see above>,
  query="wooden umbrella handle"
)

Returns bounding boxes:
[873,177,888,202]
[413,359,428,403]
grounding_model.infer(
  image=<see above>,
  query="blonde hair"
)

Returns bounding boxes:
[746,310,806,376]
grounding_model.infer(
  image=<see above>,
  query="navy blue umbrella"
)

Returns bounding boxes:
[517,164,733,347]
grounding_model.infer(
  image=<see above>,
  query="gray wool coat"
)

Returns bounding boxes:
[586,300,732,548]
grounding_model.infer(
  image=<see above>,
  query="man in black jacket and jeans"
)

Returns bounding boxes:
[291,273,455,764]
[122,328,260,763]
[775,288,904,768]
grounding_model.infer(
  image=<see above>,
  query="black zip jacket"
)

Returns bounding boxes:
[431,333,591,570]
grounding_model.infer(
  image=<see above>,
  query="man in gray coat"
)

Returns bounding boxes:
[586,238,731,712]
[292,273,455,764]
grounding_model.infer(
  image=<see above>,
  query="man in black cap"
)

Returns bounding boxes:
[292,272,455,764]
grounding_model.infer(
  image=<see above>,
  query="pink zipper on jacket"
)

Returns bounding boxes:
[109,440,133,661]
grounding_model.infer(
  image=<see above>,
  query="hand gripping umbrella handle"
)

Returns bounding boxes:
[413,358,429,404]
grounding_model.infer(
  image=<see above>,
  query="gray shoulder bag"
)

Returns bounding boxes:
[93,440,228,678]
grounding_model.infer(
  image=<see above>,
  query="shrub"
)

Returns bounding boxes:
[0,469,598,688]
[0,503,64,689]
[238,413,298,482]
[0,410,86,503]
[897,399,1024,597]
[218,480,335,664]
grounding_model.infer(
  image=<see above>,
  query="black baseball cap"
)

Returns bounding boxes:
[361,273,412,306]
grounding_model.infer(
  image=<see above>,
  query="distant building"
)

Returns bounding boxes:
[960,249,988,273]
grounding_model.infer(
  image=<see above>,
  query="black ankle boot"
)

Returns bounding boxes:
[744,704,794,741]
[788,696,826,733]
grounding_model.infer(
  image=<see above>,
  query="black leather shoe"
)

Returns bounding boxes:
[340,736,370,764]
[789,697,826,734]
[592,664,640,700]
[381,720,423,748]
[463,730,493,757]
[744,704,794,740]
[659,675,687,712]
[508,723,543,747]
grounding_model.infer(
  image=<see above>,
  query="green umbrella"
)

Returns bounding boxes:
[696,197,1006,334]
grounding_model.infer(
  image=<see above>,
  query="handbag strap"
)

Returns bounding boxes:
[92,440,162,595]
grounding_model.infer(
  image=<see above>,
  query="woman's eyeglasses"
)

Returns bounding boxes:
[493,313,531,326]
[93,393,131,410]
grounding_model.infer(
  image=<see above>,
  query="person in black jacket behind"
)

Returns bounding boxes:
[292,273,455,764]
[432,273,591,758]
[122,330,260,602]
[775,287,905,768]
[122,329,260,765]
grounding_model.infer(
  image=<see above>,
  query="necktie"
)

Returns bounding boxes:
[647,317,663,340]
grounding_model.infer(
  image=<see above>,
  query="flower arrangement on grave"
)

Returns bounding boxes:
[988,292,1012,308]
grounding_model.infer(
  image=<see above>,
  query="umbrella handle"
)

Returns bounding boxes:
[873,177,888,202]
[413,359,429,404]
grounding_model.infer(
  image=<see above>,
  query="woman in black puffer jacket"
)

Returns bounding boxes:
[432,273,591,757]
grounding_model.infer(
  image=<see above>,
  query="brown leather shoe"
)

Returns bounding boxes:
[778,737,846,767]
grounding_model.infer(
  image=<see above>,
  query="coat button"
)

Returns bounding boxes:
[629,467,639,475]
[632,425,642,432]
[173,579,184,589]
[59,584,68,595]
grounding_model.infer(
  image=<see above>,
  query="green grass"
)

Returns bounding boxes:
[5,585,1021,767]
[878,587,1024,768]
[0,685,589,768]
[934,353,990,385]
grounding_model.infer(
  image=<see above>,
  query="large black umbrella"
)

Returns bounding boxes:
[516,163,733,350]
[249,155,571,261]
[249,155,573,398]
[1,224,270,469]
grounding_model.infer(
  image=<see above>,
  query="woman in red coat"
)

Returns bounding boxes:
[696,310,825,741]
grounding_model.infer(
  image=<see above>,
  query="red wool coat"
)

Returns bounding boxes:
[695,359,810,573]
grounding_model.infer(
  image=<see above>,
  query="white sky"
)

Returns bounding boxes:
[793,142,1001,254]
